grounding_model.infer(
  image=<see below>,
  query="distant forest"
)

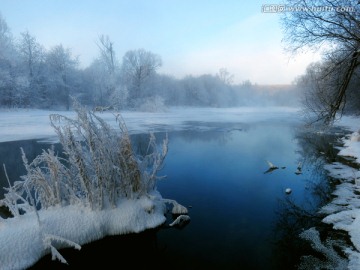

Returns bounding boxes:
[0,14,300,111]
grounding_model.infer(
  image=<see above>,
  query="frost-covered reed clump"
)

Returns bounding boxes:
[2,100,168,213]
[0,100,189,269]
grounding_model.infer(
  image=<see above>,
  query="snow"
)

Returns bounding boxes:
[169,214,190,227]
[1,107,200,270]
[0,191,166,270]
[3,107,360,268]
[0,107,300,143]
[338,131,360,163]
[310,115,360,269]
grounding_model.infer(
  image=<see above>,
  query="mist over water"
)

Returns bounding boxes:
[0,108,348,269]
[0,1,359,268]
[145,118,346,269]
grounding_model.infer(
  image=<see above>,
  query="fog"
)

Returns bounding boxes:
[0,13,301,112]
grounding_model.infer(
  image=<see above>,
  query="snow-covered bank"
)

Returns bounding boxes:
[303,115,360,269]
[0,107,300,143]
[0,192,166,270]
[0,104,189,269]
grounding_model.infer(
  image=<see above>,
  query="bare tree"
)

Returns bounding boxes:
[282,0,360,124]
[46,44,78,110]
[93,35,127,109]
[121,49,162,106]
[0,14,12,58]
[17,31,47,106]
[18,31,44,78]
[96,35,116,75]
[216,68,234,85]
[0,13,19,107]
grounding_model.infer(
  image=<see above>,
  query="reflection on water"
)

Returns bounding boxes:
[0,120,349,269]
[271,126,351,269]
[0,139,63,200]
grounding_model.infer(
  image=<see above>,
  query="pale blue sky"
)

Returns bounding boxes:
[0,0,320,84]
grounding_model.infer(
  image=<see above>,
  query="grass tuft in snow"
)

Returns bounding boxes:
[1,98,169,212]
[0,99,190,269]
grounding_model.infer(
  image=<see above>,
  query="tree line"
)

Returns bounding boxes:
[0,14,300,111]
[0,14,237,111]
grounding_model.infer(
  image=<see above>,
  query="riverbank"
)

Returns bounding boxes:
[305,115,360,269]
[0,107,300,143]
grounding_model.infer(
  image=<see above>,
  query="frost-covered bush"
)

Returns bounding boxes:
[2,99,168,213]
[137,95,167,112]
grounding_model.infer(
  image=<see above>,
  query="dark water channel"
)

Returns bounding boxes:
[0,118,349,269]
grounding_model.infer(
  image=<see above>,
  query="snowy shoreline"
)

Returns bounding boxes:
[0,192,167,270]
[0,106,189,270]
[307,115,360,269]
[1,108,360,268]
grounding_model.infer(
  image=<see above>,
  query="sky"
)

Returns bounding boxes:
[0,0,322,85]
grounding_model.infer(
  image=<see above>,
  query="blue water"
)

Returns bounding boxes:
[154,121,312,269]
[0,116,347,269]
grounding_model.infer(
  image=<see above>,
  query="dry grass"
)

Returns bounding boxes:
[1,98,169,212]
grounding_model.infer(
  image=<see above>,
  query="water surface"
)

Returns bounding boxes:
[0,113,348,269]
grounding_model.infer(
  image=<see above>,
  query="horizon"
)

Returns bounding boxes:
[0,0,321,85]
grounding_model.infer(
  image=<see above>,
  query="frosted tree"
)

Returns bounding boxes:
[85,58,112,107]
[45,45,78,110]
[91,35,127,109]
[121,49,162,107]
[180,74,236,107]
[18,31,44,79]
[216,68,234,85]
[0,13,21,107]
[0,13,13,61]
[282,0,360,124]
[96,35,116,75]
[17,31,46,107]
[296,55,360,123]
[155,74,185,106]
